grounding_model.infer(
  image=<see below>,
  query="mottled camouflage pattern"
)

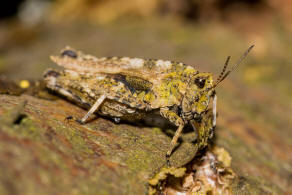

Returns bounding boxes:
[44,46,217,159]
[45,47,214,117]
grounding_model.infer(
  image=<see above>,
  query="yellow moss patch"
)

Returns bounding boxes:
[148,167,186,186]
[213,146,232,167]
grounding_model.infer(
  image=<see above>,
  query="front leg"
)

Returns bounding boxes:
[66,95,107,124]
[160,107,185,163]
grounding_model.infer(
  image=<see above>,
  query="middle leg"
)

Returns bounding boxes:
[160,107,185,165]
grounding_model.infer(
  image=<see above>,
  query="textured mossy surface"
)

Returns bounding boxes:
[0,17,292,194]
[0,94,201,195]
[0,92,288,195]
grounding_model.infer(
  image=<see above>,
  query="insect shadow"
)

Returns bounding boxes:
[105,112,198,153]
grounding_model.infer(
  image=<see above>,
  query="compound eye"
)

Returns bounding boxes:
[195,77,206,89]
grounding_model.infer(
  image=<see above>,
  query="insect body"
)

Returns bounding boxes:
[44,46,253,162]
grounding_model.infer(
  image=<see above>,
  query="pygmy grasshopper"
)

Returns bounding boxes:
[44,45,253,163]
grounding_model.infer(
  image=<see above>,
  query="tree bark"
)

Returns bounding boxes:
[0,84,290,194]
[0,93,200,195]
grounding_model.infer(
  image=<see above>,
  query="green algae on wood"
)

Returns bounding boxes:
[0,94,202,195]
[0,92,286,194]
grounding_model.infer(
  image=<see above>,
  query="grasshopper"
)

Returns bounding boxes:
[44,45,253,163]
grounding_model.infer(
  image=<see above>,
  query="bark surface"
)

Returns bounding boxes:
[0,93,200,195]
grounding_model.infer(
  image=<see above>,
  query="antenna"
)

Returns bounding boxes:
[215,56,230,85]
[213,45,254,88]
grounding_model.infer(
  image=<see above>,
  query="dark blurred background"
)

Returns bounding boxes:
[1,0,292,87]
[0,0,291,193]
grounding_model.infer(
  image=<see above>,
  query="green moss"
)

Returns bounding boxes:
[18,117,43,139]
[126,149,153,171]
[152,127,163,135]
